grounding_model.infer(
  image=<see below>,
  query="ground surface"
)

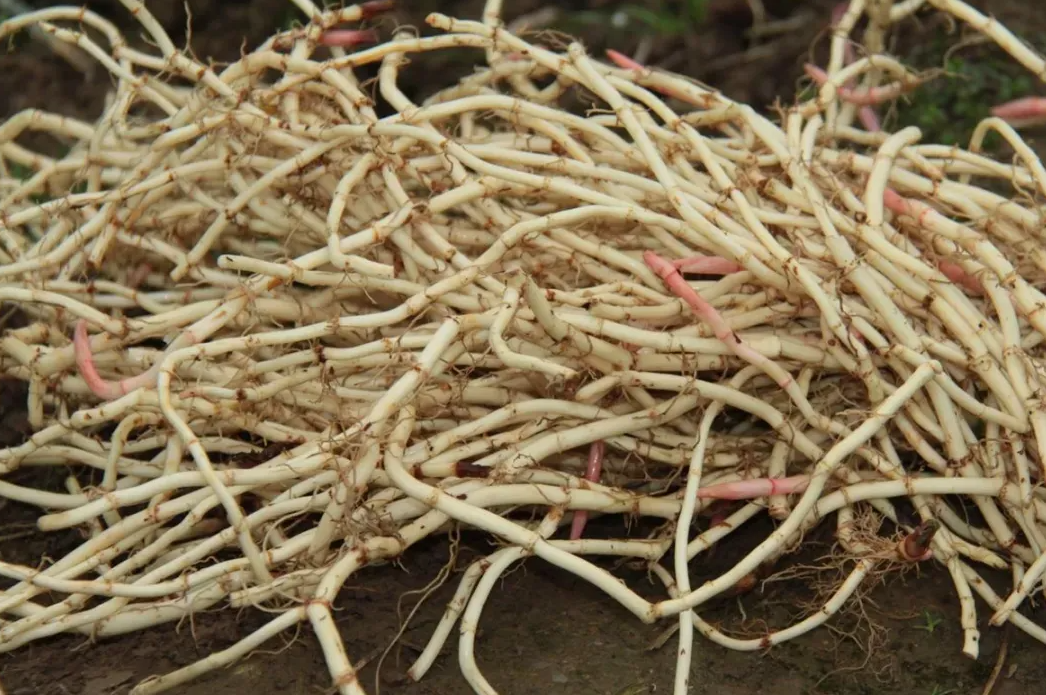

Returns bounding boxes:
[3,1,1046,694]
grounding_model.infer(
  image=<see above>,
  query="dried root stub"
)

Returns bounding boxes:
[3,0,1046,693]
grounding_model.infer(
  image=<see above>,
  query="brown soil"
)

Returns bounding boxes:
[3,1,1046,694]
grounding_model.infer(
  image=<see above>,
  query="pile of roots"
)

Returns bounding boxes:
[2,0,1046,692]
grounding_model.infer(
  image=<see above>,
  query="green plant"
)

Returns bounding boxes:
[915,609,944,634]
[891,32,1046,149]
[895,55,1032,147]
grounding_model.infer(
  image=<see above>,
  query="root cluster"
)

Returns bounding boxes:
[2,0,1046,693]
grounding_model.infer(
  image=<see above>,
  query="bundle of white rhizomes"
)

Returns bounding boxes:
[0,0,1045,693]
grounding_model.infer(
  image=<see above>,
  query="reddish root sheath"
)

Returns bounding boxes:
[75,320,125,400]
[990,96,1046,124]
[644,250,779,379]
[937,260,983,295]
[883,188,934,227]
[570,440,605,540]
[74,319,154,401]
[605,49,646,72]
[804,63,832,85]
[605,49,693,105]
[319,29,379,48]
[826,8,883,133]
[672,255,744,275]
[882,188,910,216]
[885,191,982,294]
[858,105,881,132]
[804,63,910,107]
[696,475,810,501]
[568,512,588,540]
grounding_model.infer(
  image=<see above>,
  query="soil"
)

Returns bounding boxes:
[3,1,1046,694]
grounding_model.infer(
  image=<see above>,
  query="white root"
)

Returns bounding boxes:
[1,0,1046,693]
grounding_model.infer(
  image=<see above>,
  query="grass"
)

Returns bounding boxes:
[915,609,944,634]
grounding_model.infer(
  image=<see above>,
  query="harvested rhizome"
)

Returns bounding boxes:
[1,0,1046,693]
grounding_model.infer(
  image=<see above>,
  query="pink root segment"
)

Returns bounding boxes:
[605,49,693,105]
[882,188,910,216]
[883,188,932,227]
[803,63,909,107]
[605,49,647,73]
[696,475,810,500]
[644,250,778,377]
[814,8,885,133]
[570,440,605,540]
[74,319,154,401]
[857,105,881,132]
[672,255,744,275]
[884,189,984,295]
[937,260,984,295]
[990,96,1046,124]
[804,63,880,129]
[319,29,379,48]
